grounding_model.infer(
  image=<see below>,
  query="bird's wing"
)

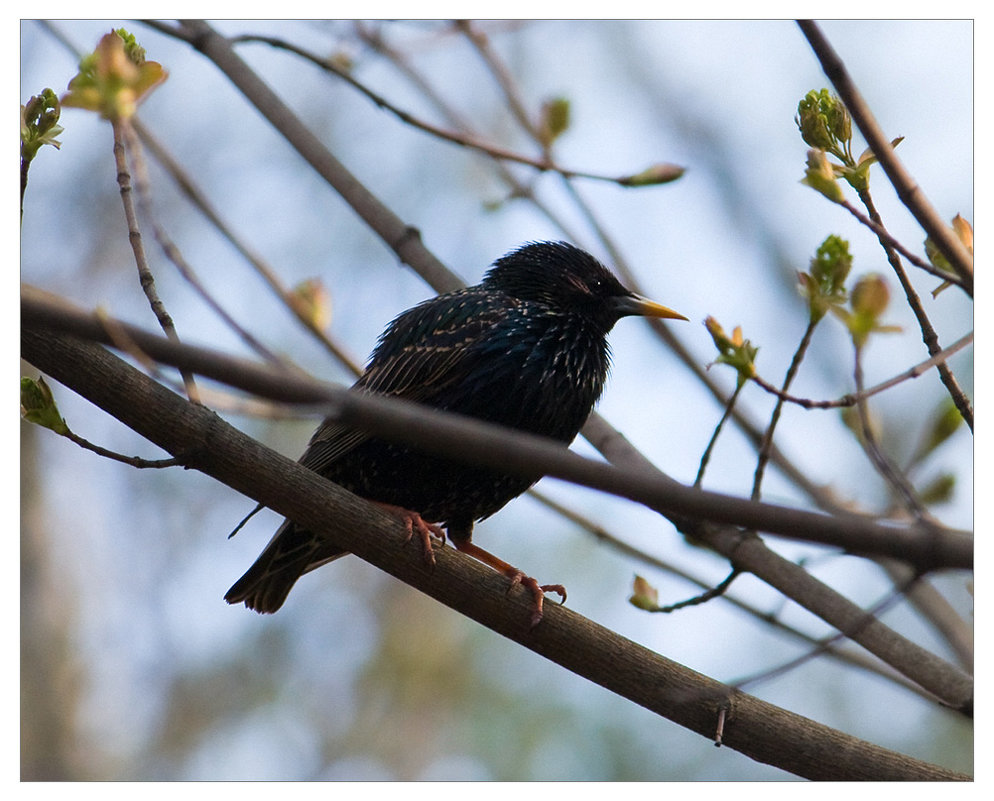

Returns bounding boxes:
[297,290,509,474]
[360,294,506,400]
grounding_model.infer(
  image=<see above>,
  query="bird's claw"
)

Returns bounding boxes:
[506,572,567,628]
[375,503,446,568]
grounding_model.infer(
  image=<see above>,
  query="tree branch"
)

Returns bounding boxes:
[22,285,972,571]
[22,286,974,714]
[20,325,968,781]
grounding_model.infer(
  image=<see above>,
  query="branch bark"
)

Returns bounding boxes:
[20,325,968,781]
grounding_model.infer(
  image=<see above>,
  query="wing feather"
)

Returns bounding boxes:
[297,289,510,473]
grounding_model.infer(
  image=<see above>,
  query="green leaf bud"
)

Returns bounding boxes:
[618,162,685,187]
[846,274,900,347]
[537,96,571,147]
[20,376,69,435]
[796,89,853,163]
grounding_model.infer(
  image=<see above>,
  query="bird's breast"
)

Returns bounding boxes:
[451,312,611,442]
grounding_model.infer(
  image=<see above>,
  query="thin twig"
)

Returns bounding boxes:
[111,116,199,402]
[645,568,742,613]
[839,199,968,291]
[748,331,973,409]
[230,31,673,187]
[854,185,974,430]
[753,319,819,500]
[695,381,745,488]
[852,344,929,520]
[122,121,292,369]
[135,120,364,375]
[455,20,544,139]
[732,571,922,692]
[62,428,186,468]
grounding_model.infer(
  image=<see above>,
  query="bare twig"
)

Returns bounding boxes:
[732,571,921,692]
[853,185,974,431]
[851,344,929,520]
[229,31,679,187]
[111,117,199,401]
[753,318,819,500]
[131,118,365,377]
[122,121,292,369]
[60,428,186,468]
[694,381,744,488]
[839,199,968,291]
[748,331,973,409]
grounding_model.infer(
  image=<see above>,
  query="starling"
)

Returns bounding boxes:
[225,241,686,625]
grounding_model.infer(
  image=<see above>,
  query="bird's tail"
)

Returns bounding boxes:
[224,519,348,613]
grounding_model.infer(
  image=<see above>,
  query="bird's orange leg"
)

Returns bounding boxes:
[450,538,566,628]
[372,502,447,567]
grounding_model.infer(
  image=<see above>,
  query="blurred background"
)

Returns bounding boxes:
[20,20,972,780]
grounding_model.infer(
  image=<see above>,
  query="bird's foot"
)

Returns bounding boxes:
[450,537,567,628]
[373,502,446,567]
[507,572,567,628]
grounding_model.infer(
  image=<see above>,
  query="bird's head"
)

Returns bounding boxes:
[483,241,687,328]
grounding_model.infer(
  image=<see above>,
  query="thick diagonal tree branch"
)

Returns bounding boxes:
[22,286,972,570]
[22,286,974,717]
[20,325,968,781]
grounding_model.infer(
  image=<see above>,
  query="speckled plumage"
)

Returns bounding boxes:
[225,241,685,617]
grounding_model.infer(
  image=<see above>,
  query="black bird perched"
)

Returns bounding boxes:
[225,241,686,625]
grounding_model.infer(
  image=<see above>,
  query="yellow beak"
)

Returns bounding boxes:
[612,292,688,321]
